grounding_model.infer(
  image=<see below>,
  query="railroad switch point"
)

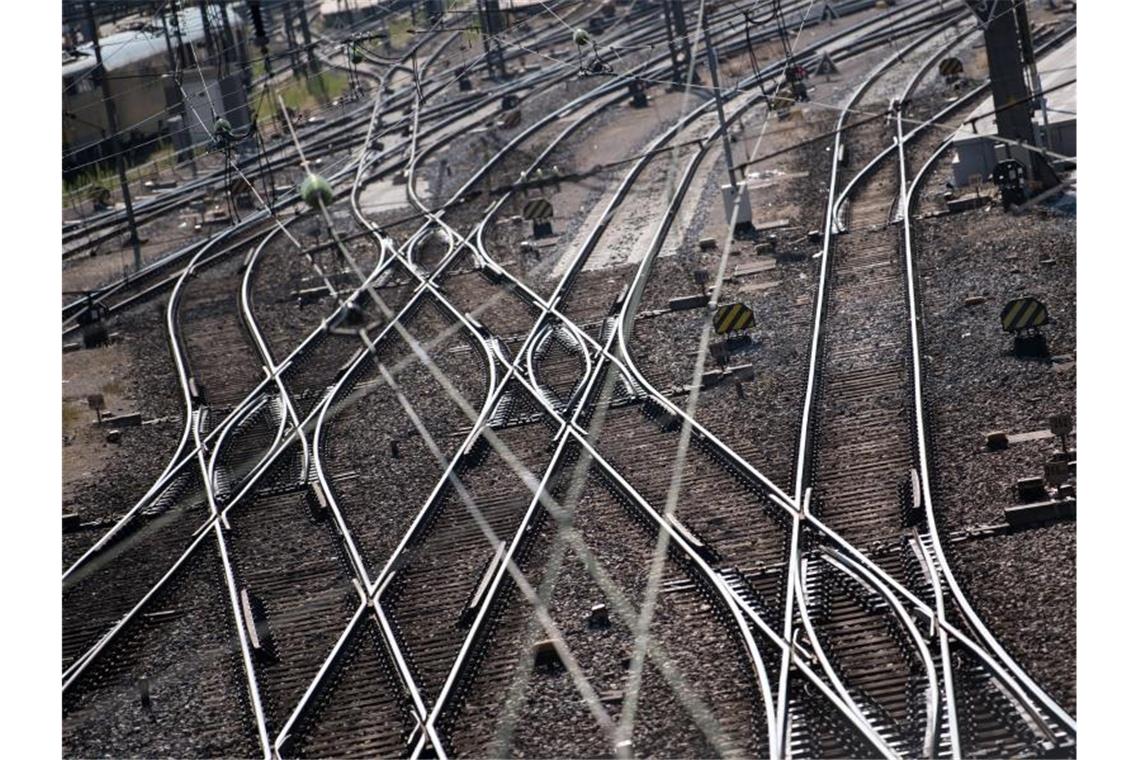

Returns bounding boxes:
[588,603,610,629]
[533,639,564,671]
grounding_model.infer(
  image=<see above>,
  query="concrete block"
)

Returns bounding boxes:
[947,195,989,213]
[701,370,724,387]
[669,293,710,311]
[533,639,563,670]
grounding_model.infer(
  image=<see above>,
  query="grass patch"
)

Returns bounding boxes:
[62,402,84,433]
[388,15,414,49]
[63,143,178,203]
[253,70,350,124]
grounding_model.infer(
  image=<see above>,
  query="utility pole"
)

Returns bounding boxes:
[214,1,238,74]
[700,7,752,234]
[479,0,507,79]
[247,1,273,77]
[294,0,319,73]
[170,0,187,70]
[159,3,195,171]
[158,4,182,101]
[168,1,196,173]
[661,0,683,87]
[85,0,142,271]
[965,0,1057,188]
[281,1,303,76]
[197,1,218,67]
[478,0,494,78]
[668,1,697,84]
[1013,0,1051,153]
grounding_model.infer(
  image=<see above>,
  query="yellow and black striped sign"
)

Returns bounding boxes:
[939,57,964,77]
[1000,297,1049,333]
[714,302,755,335]
[523,197,553,220]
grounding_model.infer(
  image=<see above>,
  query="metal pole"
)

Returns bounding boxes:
[1014,0,1052,153]
[85,0,142,272]
[247,1,273,77]
[661,0,682,86]
[973,0,1056,187]
[198,1,218,67]
[670,1,696,83]
[170,0,187,70]
[701,12,736,190]
[169,1,197,174]
[214,1,238,74]
[281,0,303,76]
[159,3,194,170]
[478,0,495,78]
[294,0,320,73]
[485,0,507,79]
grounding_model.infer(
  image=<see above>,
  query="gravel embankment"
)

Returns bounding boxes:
[915,202,1076,716]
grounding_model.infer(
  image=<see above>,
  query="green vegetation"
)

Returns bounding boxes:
[63,144,177,203]
[253,70,350,124]
[388,15,414,49]
[62,401,84,435]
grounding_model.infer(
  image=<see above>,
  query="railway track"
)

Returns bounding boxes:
[61,1,1078,757]
[786,13,1077,759]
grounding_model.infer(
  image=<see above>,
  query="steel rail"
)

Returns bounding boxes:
[192,408,274,759]
[899,73,1078,744]
[62,0,618,692]
[181,20,674,742]
[60,36,579,585]
[413,9,963,753]
[768,16,969,754]
[60,0,953,742]
[820,548,941,756]
[309,6,876,750]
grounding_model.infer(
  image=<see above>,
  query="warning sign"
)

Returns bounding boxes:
[938,57,964,79]
[522,197,553,220]
[1000,297,1049,333]
[713,302,755,335]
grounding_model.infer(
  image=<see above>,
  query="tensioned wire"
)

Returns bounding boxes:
[61,0,594,213]
[62,0,581,171]
[279,15,774,747]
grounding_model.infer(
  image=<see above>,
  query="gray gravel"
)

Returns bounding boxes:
[915,201,1076,716]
